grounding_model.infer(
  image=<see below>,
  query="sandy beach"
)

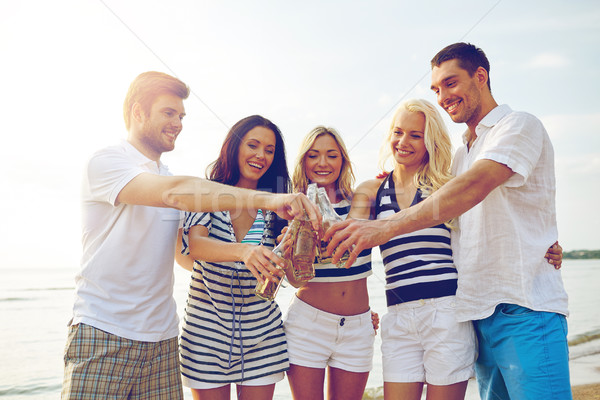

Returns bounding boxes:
[573,384,600,400]
[569,335,600,399]
[571,351,600,400]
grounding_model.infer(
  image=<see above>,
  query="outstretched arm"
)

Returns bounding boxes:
[325,159,514,265]
[117,173,321,227]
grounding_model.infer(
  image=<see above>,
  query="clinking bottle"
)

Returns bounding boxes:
[254,205,319,300]
[287,212,317,283]
[277,184,318,284]
[316,187,350,267]
[254,228,290,301]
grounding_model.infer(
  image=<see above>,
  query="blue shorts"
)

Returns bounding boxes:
[474,304,572,400]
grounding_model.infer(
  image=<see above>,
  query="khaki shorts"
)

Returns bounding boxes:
[283,296,375,373]
[61,323,183,400]
[381,296,476,385]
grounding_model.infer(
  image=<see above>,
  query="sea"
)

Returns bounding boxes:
[1,259,599,400]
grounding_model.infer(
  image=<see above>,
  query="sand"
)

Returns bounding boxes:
[573,383,600,400]
[571,351,600,399]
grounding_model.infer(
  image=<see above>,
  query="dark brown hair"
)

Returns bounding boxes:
[431,42,491,91]
[207,115,291,195]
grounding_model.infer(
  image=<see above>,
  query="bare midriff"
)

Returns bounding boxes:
[295,278,370,316]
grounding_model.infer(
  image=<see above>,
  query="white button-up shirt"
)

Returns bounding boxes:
[451,104,568,322]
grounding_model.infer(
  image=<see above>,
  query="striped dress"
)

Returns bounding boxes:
[374,173,458,307]
[179,209,289,386]
[311,199,372,283]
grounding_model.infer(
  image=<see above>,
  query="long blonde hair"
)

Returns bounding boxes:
[292,126,355,201]
[379,98,453,197]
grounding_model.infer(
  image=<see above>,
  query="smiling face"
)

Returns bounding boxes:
[431,59,484,130]
[304,133,343,193]
[138,93,186,160]
[236,126,276,189]
[390,110,428,170]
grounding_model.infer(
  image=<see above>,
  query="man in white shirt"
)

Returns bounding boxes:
[62,71,319,400]
[325,43,570,399]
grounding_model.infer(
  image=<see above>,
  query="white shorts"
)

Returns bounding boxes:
[381,296,476,386]
[283,296,375,373]
[182,372,285,389]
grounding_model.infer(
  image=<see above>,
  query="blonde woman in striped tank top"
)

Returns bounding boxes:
[348,99,563,400]
[283,127,378,400]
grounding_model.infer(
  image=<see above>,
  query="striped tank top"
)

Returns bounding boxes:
[311,199,372,283]
[374,173,458,307]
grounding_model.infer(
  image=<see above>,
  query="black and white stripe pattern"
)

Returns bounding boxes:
[180,210,289,385]
[312,199,372,282]
[375,174,458,307]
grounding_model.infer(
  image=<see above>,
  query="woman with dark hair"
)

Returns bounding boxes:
[208,116,291,195]
[175,115,291,400]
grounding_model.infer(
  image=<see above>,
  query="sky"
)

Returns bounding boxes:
[1,0,599,270]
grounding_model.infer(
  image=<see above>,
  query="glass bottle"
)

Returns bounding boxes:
[316,187,350,267]
[254,229,290,301]
[306,182,318,204]
[288,213,317,283]
[254,266,283,301]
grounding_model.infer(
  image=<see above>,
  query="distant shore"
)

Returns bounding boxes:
[564,249,600,259]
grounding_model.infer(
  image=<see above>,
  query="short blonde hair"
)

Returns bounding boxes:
[379,98,453,197]
[292,126,355,201]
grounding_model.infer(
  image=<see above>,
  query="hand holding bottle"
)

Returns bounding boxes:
[242,244,285,285]
[254,229,290,301]
[315,187,350,267]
